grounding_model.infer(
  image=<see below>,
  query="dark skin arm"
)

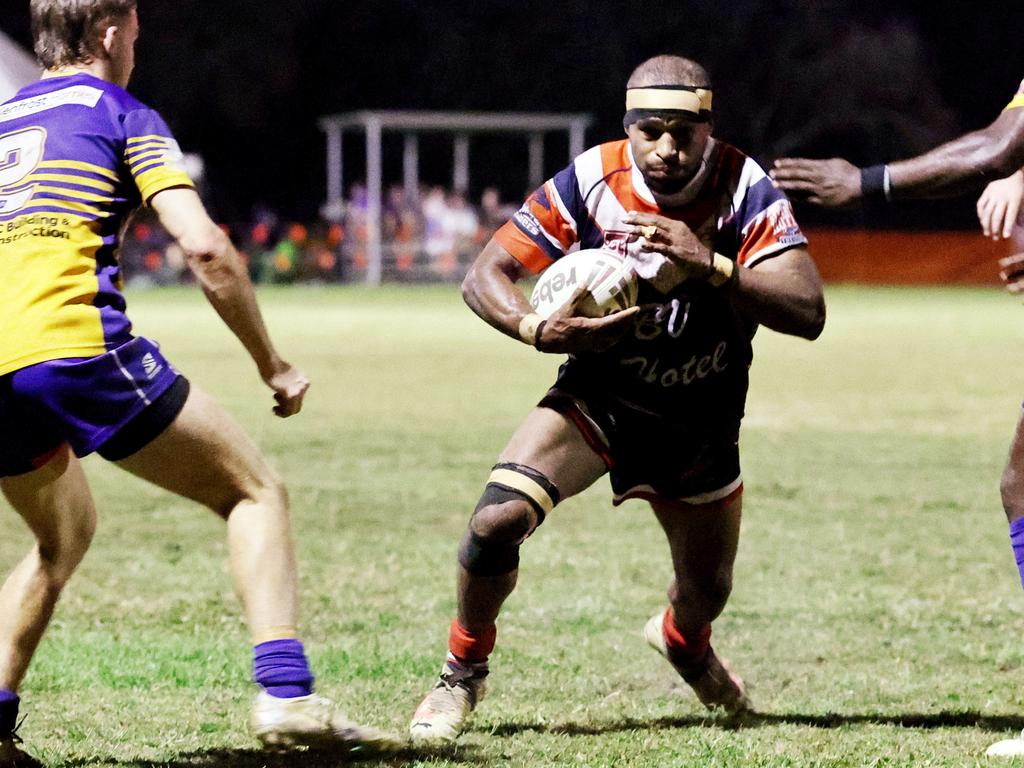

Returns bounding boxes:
[462,239,639,353]
[770,108,1024,206]
[624,211,825,339]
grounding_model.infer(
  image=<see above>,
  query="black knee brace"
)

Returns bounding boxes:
[457,462,561,576]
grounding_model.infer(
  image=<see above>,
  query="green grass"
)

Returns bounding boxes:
[3,283,1024,766]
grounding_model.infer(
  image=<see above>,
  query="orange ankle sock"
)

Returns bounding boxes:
[448,619,496,664]
[662,607,711,664]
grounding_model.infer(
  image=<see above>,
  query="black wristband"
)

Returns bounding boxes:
[860,164,887,200]
[533,320,547,350]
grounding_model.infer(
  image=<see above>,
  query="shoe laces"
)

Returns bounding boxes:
[1,715,27,746]
[433,664,485,710]
[440,661,486,688]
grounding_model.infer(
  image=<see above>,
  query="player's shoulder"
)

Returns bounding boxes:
[566,139,630,189]
[708,140,773,190]
[710,140,756,174]
[95,78,156,116]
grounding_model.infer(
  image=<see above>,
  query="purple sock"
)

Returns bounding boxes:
[0,690,18,735]
[252,639,314,699]
[1010,517,1024,590]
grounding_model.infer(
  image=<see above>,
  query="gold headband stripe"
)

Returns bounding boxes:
[1004,94,1024,111]
[489,469,556,516]
[625,88,713,113]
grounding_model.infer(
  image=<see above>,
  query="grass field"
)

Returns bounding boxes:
[4,283,1024,767]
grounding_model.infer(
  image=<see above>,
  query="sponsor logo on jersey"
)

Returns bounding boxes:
[513,206,541,236]
[767,201,800,239]
[600,229,632,256]
[0,86,103,123]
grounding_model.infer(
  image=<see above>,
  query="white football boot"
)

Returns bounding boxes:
[987,731,1024,757]
[643,613,751,715]
[251,690,403,754]
[409,657,488,744]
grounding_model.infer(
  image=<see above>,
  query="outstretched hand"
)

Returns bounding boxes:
[536,286,639,354]
[977,170,1024,240]
[263,362,310,417]
[770,157,863,209]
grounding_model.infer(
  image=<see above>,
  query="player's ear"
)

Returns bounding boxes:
[99,23,119,58]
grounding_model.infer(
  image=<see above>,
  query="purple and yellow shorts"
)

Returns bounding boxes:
[0,336,190,477]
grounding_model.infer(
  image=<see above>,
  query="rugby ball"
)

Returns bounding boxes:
[529,249,638,319]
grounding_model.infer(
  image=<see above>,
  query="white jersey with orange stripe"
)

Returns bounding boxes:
[493,137,808,427]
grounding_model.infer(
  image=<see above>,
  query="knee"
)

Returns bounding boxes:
[458,463,559,577]
[458,500,536,577]
[217,463,288,519]
[37,511,95,588]
[470,500,536,545]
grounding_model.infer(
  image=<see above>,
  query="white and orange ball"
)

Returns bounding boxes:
[529,249,639,319]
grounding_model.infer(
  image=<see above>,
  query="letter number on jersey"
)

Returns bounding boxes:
[0,127,45,215]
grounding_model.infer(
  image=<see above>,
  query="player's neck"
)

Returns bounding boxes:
[41,61,113,84]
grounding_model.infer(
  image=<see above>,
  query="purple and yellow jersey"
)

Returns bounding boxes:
[1006,79,1024,111]
[495,138,807,427]
[0,72,192,376]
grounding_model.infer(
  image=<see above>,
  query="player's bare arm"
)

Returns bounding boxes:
[625,211,825,339]
[978,169,1024,240]
[735,248,826,339]
[150,187,309,417]
[463,239,638,354]
[771,108,1024,206]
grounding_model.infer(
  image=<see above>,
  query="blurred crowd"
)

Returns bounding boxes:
[121,184,518,286]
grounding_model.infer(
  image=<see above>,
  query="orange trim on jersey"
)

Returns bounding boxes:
[540,180,579,248]
[493,220,554,274]
[738,199,802,266]
[600,141,658,213]
[738,225,779,266]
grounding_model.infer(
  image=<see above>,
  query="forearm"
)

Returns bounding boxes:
[730,252,825,340]
[888,111,1024,199]
[462,245,535,342]
[190,236,283,377]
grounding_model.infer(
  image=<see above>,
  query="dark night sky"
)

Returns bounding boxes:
[1,0,1023,227]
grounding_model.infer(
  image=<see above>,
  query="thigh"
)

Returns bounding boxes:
[113,384,277,515]
[651,493,742,582]
[1,444,96,552]
[1005,407,1024,474]
[498,406,608,500]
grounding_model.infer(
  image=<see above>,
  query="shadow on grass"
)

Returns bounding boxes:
[486,710,1024,737]
[64,744,485,767]
[51,712,1024,765]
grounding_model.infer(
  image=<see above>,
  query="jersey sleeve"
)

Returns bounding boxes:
[732,159,807,267]
[493,161,586,274]
[121,107,194,203]
[1004,79,1024,111]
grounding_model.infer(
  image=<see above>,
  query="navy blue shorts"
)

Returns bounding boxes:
[0,336,189,477]
[539,384,742,508]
